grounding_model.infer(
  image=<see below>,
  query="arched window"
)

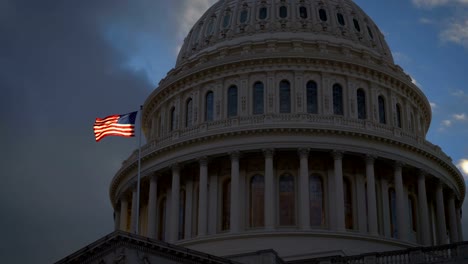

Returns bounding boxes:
[344,178,353,229]
[240,9,249,23]
[205,91,214,121]
[158,197,167,241]
[279,80,291,113]
[353,19,361,32]
[222,179,231,231]
[337,13,345,26]
[357,89,366,120]
[319,9,327,21]
[206,19,215,36]
[396,104,402,128]
[186,98,193,127]
[279,6,287,18]
[299,6,308,19]
[309,174,324,226]
[250,174,265,227]
[279,173,295,226]
[408,196,417,233]
[228,85,238,117]
[253,82,264,115]
[389,188,398,238]
[333,84,344,115]
[222,12,231,28]
[307,81,318,114]
[378,96,386,124]
[259,7,267,20]
[178,189,186,240]
[170,106,176,131]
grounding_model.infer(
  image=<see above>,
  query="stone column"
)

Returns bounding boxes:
[169,164,180,242]
[456,206,463,241]
[198,157,208,236]
[435,181,447,245]
[447,193,459,243]
[299,148,310,229]
[131,187,138,234]
[356,173,367,233]
[417,171,431,245]
[184,180,193,239]
[147,175,158,239]
[264,149,275,230]
[120,196,128,231]
[381,178,391,237]
[208,172,218,235]
[366,156,378,236]
[332,151,345,231]
[114,210,120,231]
[230,151,240,233]
[394,162,408,241]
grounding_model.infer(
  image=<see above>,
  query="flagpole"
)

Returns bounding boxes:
[135,105,143,235]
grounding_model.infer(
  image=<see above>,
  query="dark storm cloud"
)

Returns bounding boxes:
[0,1,181,263]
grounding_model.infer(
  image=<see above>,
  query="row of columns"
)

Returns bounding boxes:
[116,149,463,245]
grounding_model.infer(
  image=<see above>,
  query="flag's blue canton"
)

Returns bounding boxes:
[118,111,137,125]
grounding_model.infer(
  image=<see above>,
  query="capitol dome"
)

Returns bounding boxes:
[109,0,465,261]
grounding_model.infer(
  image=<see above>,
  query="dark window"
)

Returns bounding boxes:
[299,6,308,19]
[306,81,318,114]
[378,96,386,124]
[178,189,186,240]
[222,179,231,231]
[250,175,265,227]
[333,84,344,115]
[253,82,264,115]
[240,9,249,23]
[170,107,176,131]
[396,104,402,128]
[186,98,193,127]
[228,85,238,117]
[319,9,327,21]
[353,19,361,32]
[279,173,295,226]
[259,7,267,20]
[279,6,287,18]
[205,91,214,121]
[389,188,397,238]
[337,13,345,26]
[367,26,374,39]
[223,13,231,28]
[279,80,291,113]
[309,174,324,226]
[344,178,353,229]
[357,89,366,120]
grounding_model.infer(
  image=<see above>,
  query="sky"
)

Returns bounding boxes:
[1,0,467,263]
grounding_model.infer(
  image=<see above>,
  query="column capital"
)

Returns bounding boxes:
[230,151,240,160]
[199,156,208,166]
[263,148,274,158]
[332,150,344,160]
[298,148,310,158]
[172,163,180,172]
[393,161,404,170]
[418,169,427,180]
[365,155,377,164]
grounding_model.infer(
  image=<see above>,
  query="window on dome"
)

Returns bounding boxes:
[223,13,231,28]
[299,6,308,19]
[205,91,214,121]
[306,81,318,114]
[353,18,361,32]
[309,174,324,227]
[280,80,291,113]
[279,6,287,18]
[357,89,366,120]
[222,179,231,231]
[279,173,296,226]
[178,189,186,240]
[250,174,265,228]
[396,104,402,128]
[228,85,238,117]
[344,177,353,229]
[319,9,327,22]
[240,9,249,23]
[389,188,398,238]
[170,106,176,131]
[206,20,215,36]
[367,25,374,39]
[186,98,193,127]
[333,84,344,115]
[158,197,167,241]
[253,81,264,115]
[259,7,267,20]
[337,13,345,26]
[378,96,386,124]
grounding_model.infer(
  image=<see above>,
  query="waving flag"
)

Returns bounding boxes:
[94,111,138,142]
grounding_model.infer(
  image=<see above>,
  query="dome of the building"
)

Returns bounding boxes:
[110,0,465,262]
[176,0,394,67]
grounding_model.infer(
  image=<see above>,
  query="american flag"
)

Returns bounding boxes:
[93,111,138,142]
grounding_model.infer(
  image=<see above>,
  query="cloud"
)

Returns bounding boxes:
[453,113,468,121]
[411,76,422,88]
[412,0,468,8]
[442,120,453,127]
[457,159,468,177]
[392,51,412,64]
[419,17,435,24]
[430,102,438,111]
[440,19,468,49]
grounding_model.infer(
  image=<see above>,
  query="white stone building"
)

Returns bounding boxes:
[57,0,467,263]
